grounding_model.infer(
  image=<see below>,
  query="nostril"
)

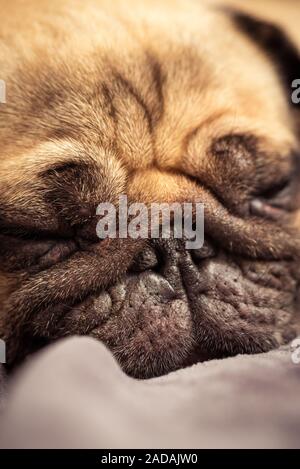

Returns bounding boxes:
[129,245,161,273]
[190,238,216,264]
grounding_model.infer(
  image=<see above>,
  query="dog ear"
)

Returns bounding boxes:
[229,10,300,111]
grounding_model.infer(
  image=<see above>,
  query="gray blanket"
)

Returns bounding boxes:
[0,337,299,448]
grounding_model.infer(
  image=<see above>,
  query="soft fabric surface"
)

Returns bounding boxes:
[0,337,299,449]
[0,364,6,413]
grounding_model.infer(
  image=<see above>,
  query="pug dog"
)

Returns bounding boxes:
[0,0,300,378]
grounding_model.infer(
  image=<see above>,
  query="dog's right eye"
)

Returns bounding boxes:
[258,177,292,206]
[250,176,295,219]
[250,150,300,220]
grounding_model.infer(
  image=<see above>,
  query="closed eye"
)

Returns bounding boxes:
[259,177,293,207]
[250,176,295,220]
[0,232,78,273]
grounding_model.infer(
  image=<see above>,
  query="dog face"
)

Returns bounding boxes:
[0,0,300,377]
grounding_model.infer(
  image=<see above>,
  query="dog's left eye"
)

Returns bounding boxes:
[250,177,294,220]
[0,233,77,273]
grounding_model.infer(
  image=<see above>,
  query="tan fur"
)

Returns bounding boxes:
[0,1,299,226]
[0,0,300,373]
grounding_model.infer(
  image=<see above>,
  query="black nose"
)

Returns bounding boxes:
[129,237,216,276]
